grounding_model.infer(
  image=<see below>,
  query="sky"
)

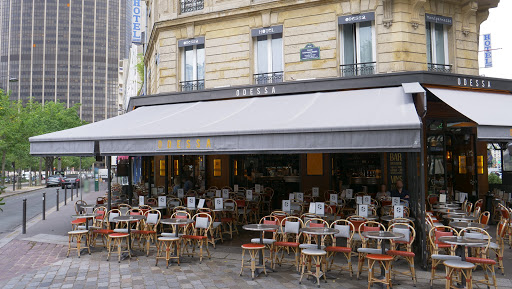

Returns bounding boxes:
[479,1,512,79]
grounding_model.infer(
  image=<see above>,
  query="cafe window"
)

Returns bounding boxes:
[180,44,205,91]
[426,22,450,72]
[214,159,222,177]
[340,21,376,77]
[253,31,283,84]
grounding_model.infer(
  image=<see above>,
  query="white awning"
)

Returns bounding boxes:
[427,88,512,140]
[30,86,421,156]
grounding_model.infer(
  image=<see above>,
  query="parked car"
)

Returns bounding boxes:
[62,174,81,189]
[46,175,64,187]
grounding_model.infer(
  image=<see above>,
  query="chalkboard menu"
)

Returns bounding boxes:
[388,153,406,190]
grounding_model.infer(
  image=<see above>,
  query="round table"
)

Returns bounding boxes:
[449,221,489,230]
[348,214,379,221]
[300,227,339,250]
[434,208,466,214]
[380,215,415,222]
[243,224,280,274]
[160,218,194,237]
[71,214,96,230]
[433,204,460,209]
[362,231,405,280]
[444,215,478,222]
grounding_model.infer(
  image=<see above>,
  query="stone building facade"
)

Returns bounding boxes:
[143,0,498,95]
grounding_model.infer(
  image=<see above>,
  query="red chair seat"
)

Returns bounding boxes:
[132,230,155,235]
[93,229,114,234]
[182,235,207,240]
[325,246,352,253]
[437,243,453,248]
[221,218,234,222]
[367,254,394,261]
[71,218,86,224]
[387,250,415,257]
[465,257,496,265]
[242,243,265,249]
[274,241,300,248]
[109,233,129,237]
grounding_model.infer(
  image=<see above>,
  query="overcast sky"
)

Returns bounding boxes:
[479,1,512,79]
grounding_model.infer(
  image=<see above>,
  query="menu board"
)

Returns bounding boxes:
[358,205,368,217]
[363,196,371,205]
[139,196,144,206]
[187,197,196,208]
[177,189,184,199]
[312,187,319,197]
[394,205,404,218]
[234,184,239,192]
[215,198,223,210]
[158,196,166,207]
[296,192,304,202]
[282,200,291,211]
[388,153,406,190]
[246,190,253,201]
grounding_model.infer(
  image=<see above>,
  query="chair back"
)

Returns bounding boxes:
[75,200,87,214]
[460,227,491,256]
[147,198,157,206]
[279,216,303,243]
[128,208,143,215]
[479,211,490,225]
[388,223,415,247]
[144,209,161,230]
[106,209,121,229]
[390,217,415,228]
[347,216,367,232]
[330,219,355,247]
[428,225,458,254]
[191,213,212,237]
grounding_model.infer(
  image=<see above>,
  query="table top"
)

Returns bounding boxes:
[348,214,379,221]
[438,236,487,246]
[243,224,279,232]
[444,215,478,221]
[433,204,460,209]
[71,214,96,219]
[300,227,339,235]
[362,231,405,240]
[380,215,415,222]
[449,221,489,230]
[435,208,466,214]
[160,218,194,225]
[112,215,146,222]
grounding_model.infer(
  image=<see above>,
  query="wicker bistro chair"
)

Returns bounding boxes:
[197,208,223,248]
[67,229,90,258]
[251,215,278,267]
[301,218,329,249]
[479,211,491,225]
[273,216,304,271]
[492,218,507,275]
[386,223,417,286]
[325,220,355,277]
[91,209,120,247]
[71,201,88,230]
[221,199,239,239]
[235,197,249,225]
[132,209,161,256]
[428,226,460,288]
[181,213,212,263]
[356,221,386,280]
[461,227,498,289]
[346,215,368,246]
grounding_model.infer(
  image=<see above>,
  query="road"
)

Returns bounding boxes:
[0,180,97,235]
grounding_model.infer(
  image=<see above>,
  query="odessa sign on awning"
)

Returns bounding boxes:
[29,86,422,156]
[427,87,512,141]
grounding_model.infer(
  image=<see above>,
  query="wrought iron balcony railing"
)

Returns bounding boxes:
[340,62,376,77]
[180,0,204,13]
[253,71,283,85]
[180,79,205,92]
[428,63,452,73]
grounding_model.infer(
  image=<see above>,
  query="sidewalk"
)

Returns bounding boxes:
[1,183,46,198]
[1,199,512,289]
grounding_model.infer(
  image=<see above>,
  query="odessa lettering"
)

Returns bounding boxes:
[236,86,276,97]
[157,139,212,150]
[457,78,491,88]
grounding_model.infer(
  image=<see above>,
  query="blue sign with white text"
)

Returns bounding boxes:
[132,0,143,43]
[483,34,492,68]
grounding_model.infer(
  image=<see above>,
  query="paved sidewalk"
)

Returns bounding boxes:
[1,184,46,198]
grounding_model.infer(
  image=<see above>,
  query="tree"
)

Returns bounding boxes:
[488,173,502,185]
[0,90,22,186]
[136,53,144,96]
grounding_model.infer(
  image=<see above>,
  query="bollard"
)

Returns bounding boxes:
[22,199,27,234]
[42,193,46,220]
[56,189,59,211]
[71,185,74,201]
[65,187,67,205]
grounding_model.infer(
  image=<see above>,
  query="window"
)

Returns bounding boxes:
[180,44,204,91]
[340,21,376,77]
[180,0,204,13]
[426,22,451,72]
[254,34,283,84]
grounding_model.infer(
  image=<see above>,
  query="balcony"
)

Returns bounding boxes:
[340,62,376,77]
[180,0,204,13]
[428,63,452,73]
[180,79,205,92]
[253,71,283,85]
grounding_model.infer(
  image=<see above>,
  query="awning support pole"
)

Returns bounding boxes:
[165,155,169,195]
[107,156,112,212]
[128,156,133,206]
[419,120,427,270]
[148,157,152,198]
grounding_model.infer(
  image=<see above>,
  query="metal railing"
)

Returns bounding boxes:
[180,79,205,92]
[253,71,284,85]
[428,63,452,73]
[340,62,376,77]
[180,0,204,13]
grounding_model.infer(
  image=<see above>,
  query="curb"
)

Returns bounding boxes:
[2,186,47,198]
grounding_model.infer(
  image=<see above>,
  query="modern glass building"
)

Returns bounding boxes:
[0,0,131,123]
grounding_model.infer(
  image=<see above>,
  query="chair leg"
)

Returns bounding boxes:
[240,249,245,276]
[445,267,451,289]
[299,254,306,284]
[67,235,71,257]
[77,235,81,258]
[155,240,160,266]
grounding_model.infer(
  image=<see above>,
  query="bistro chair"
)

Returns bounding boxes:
[235,197,248,225]
[301,218,328,249]
[107,231,131,263]
[386,223,417,286]
[346,215,367,244]
[492,218,507,275]
[389,217,415,229]
[299,244,327,287]
[132,209,161,256]
[71,201,87,230]
[325,219,355,277]
[428,225,460,288]
[356,221,386,280]
[273,216,303,271]
[91,209,120,247]
[479,211,490,225]
[197,207,222,248]
[156,234,181,268]
[461,227,497,289]
[261,187,274,215]
[146,198,157,207]
[181,213,212,263]
[67,229,90,258]
[240,243,267,280]
[251,215,278,267]
[221,199,238,239]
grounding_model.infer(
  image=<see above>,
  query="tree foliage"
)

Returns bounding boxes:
[488,173,502,185]
[136,53,144,96]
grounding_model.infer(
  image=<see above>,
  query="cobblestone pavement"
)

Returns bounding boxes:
[1,231,512,289]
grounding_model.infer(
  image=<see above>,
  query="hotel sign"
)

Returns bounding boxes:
[483,34,492,68]
[251,25,283,37]
[178,37,205,47]
[132,0,145,43]
[338,12,375,24]
[425,13,452,25]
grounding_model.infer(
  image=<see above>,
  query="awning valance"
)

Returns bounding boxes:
[427,88,512,141]
[30,86,422,156]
